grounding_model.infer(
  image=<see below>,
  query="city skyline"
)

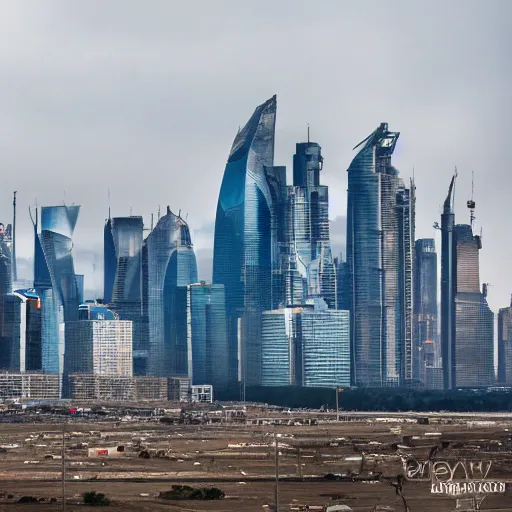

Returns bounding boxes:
[0,93,507,392]
[0,1,510,312]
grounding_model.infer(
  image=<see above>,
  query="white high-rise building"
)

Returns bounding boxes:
[65,304,133,378]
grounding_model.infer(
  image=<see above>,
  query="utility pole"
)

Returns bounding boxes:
[61,422,66,512]
[274,431,279,512]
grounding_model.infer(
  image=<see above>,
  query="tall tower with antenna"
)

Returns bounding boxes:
[12,191,17,283]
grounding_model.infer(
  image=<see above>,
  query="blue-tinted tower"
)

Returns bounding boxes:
[103,215,145,373]
[213,96,277,386]
[346,123,413,387]
[184,282,229,390]
[440,174,456,390]
[286,142,336,308]
[143,207,198,377]
[33,205,81,392]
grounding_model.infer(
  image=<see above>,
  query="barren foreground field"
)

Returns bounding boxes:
[0,410,511,511]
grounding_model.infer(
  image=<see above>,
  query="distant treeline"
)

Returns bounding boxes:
[217,386,512,412]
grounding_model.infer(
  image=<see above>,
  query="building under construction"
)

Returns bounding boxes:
[0,372,59,400]
[67,374,190,402]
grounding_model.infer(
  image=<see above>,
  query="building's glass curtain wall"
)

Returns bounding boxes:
[440,175,456,390]
[213,96,277,386]
[440,173,494,389]
[143,208,198,377]
[397,180,415,383]
[184,282,228,390]
[33,205,80,394]
[453,224,494,387]
[498,299,512,385]
[285,142,336,309]
[0,225,13,369]
[260,304,350,388]
[413,239,438,384]
[346,123,413,387]
[104,216,145,373]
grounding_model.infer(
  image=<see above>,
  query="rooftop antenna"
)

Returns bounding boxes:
[150,213,154,231]
[12,191,17,283]
[467,170,476,229]
[157,205,161,220]
[307,123,310,143]
[130,206,132,216]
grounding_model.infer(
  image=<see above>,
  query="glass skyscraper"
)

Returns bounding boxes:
[286,142,337,309]
[346,123,414,387]
[33,205,81,394]
[182,282,228,390]
[0,289,42,372]
[103,215,145,373]
[0,222,13,368]
[440,174,494,388]
[143,207,198,377]
[213,95,278,386]
[498,299,512,385]
[261,302,350,388]
[440,174,457,390]
[453,225,494,387]
[414,239,438,384]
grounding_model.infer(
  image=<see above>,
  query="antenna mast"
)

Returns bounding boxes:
[467,170,476,229]
[12,191,17,283]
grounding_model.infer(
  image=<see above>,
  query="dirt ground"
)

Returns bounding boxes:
[0,412,511,511]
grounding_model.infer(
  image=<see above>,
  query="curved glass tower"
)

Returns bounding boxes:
[213,95,277,385]
[103,216,145,373]
[34,206,80,392]
[346,123,413,387]
[143,207,198,377]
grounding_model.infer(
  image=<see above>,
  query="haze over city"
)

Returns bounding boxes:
[0,0,510,311]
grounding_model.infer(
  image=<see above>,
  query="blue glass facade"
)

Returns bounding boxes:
[184,282,228,390]
[0,224,13,368]
[440,174,494,389]
[346,123,414,387]
[440,174,456,390]
[0,290,41,372]
[143,208,198,377]
[414,239,438,384]
[301,307,351,388]
[287,142,336,309]
[260,303,350,388]
[213,96,277,386]
[104,216,145,373]
[33,206,81,392]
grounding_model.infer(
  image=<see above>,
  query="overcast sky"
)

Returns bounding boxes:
[0,1,510,309]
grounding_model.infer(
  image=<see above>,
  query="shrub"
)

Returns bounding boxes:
[158,485,225,500]
[83,491,111,506]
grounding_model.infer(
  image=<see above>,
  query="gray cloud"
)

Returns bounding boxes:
[0,0,511,310]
